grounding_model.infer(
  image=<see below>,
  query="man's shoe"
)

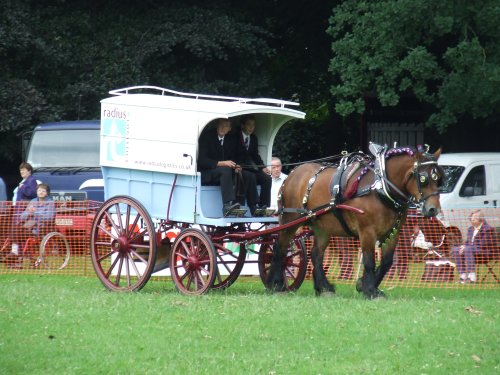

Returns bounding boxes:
[253,204,270,217]
[223,201,240,217]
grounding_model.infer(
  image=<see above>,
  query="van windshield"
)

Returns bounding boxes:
[439,166,465,193]
[27,129,100,168]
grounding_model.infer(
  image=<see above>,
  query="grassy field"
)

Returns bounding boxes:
[0,275,498,374]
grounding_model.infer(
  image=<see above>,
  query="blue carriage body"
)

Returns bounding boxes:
[100,86,305,225]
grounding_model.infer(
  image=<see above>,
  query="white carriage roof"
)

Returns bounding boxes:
[102,86,306,120]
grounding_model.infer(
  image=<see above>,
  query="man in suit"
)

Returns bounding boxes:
[451,209,497,283]
[270,156,287,210]
[232,115,271,216]
[197,118,241,217]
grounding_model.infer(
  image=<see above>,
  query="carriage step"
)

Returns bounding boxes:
[224,208,247,218]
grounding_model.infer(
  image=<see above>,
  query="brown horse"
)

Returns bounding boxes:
[267,145,443,299]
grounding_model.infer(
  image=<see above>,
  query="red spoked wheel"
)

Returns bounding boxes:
[258,237,307,291]
[170,228,216,295]
[90,196,157,292]
[211,241,247,290]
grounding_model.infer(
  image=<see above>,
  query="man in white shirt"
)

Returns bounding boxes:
[270,157,287,210]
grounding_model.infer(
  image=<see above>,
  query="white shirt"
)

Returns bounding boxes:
[472,224,482,243]
[270,172,287,209]
[242,132,250,149]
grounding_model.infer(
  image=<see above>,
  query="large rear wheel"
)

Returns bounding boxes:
[90,196,156,292]
[170,228,216,295]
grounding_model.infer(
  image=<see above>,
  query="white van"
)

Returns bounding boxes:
[438,153,500,209]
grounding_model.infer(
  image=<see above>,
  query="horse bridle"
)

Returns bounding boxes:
[371,150,442,210]
[411,158,442,205]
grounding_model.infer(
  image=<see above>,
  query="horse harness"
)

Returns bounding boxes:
[277,143,442,240]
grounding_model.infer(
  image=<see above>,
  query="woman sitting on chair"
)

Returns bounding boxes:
[19,183,56,236]
[451,209,496,284]
[7,184,55,268]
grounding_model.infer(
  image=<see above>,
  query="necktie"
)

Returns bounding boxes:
[220,138,223,146]
[244,136,249,150]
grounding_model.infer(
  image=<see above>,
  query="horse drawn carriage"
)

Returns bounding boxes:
[90,86,444,298]
[90,86,309,295]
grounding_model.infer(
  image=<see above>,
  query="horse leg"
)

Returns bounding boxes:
[266,228,295,292]
[374,246,396,288]
[310,235,335,296]
[357,247,386,299]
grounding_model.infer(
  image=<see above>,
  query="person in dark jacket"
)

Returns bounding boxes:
[10,162,38,255]
[231,115,271,215]
[14,162,37,204]
[451,209,497,283]
[197,118,243,217]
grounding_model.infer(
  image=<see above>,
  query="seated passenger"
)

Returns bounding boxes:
[270,156,287,210]
[451,209,496,283]
[231,115,271,216]
[7,183,55,268]
[19,183,56,236]
[197,118,241,217]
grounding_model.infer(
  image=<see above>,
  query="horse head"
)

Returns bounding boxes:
[407,147,443,217]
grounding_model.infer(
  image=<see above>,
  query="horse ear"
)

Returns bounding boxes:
[433,147,442,160]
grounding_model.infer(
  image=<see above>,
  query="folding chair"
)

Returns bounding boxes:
[475,227,500,283]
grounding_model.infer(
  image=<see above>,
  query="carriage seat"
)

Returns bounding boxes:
[199,176,261,218]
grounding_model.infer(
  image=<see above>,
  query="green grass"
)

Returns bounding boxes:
[0,275,499,375]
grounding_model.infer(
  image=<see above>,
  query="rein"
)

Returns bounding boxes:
[238,153,348,170]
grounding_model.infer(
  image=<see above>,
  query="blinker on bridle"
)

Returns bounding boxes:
[412,158,442,206]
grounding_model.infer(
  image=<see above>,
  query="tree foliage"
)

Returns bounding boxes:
[0,0,342,167]
[0,0,276,161]
[328,0,500,132]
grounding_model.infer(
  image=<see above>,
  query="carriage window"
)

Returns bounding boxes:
[459,165,485,196]
[439,166,464,193]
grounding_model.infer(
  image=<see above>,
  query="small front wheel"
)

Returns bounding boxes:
[170,228,216,295]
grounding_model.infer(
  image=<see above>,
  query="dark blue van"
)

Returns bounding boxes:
[25,121,104,202]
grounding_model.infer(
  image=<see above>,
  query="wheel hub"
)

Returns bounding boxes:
[186,255,200,271]
[111,236,130,253]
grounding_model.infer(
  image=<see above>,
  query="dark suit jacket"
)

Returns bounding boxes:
[232,132,264,170]
[197,128,237,171]
[465,222,497,255]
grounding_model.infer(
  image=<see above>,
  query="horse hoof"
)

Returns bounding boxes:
[266,284,286,293]
[375,289,386,298]
[367,289,386,300]
[321,291,335,298]
[356,278,363,292]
